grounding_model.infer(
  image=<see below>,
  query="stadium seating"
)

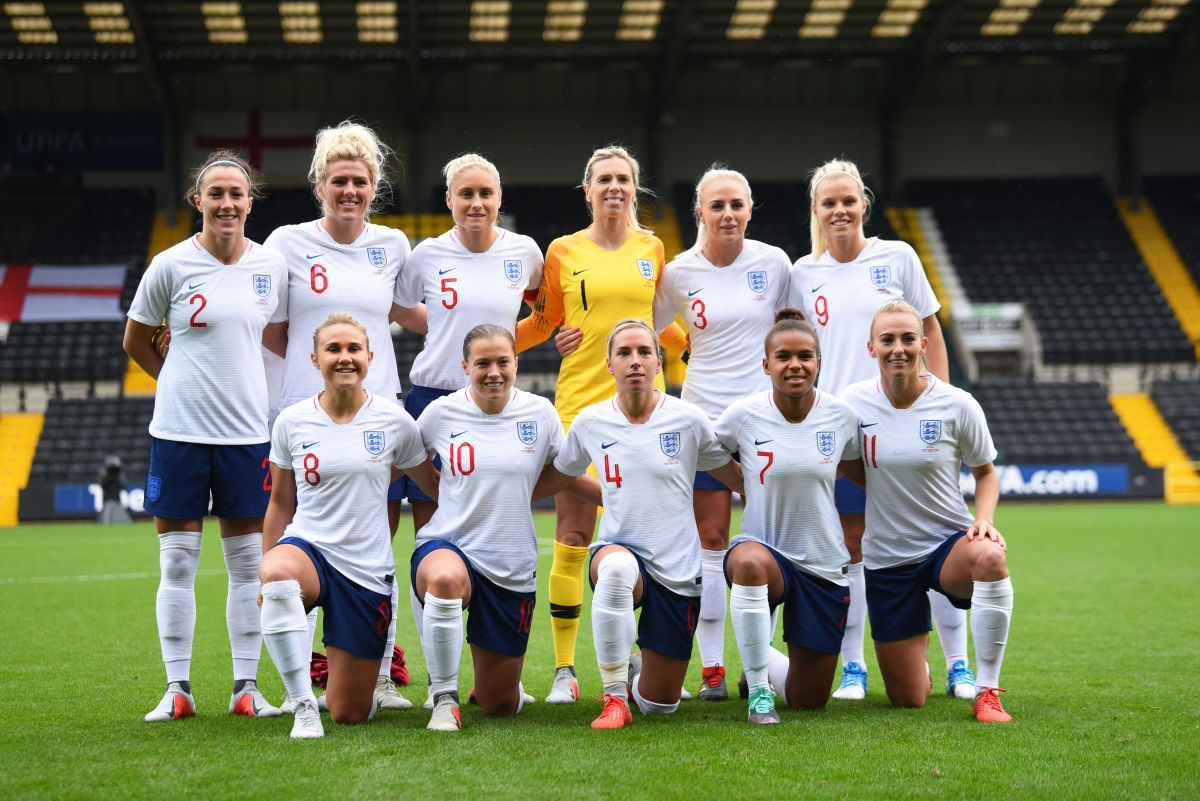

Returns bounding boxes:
[972,379,1141,464]
[28,396,154,484]
[499,185,591,255]
[0,321,127,385]
[1144,175,1200,287]
[905,177,1193,365]
[1150,378,1200,461]
[0,186,154,266]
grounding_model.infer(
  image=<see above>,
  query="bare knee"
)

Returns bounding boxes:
[557,529,588,548]
[329,699,372,726]
[478,692,520,718]
[727,548,770,585]
[971,544,1009,582]
[425,568,466,600]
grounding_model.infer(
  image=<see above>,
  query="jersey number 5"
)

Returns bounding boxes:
[441,277,458,309]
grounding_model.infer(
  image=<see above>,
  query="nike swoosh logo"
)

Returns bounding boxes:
[687,288,703,297]
[573,269,589,276]
[301,442,318,449]
[859,423,878,428]
[451,431,467,438]
[601,442,617,449]
[439,268,456,275]
[754,439,772,446]
[188,282,205,290]
[811,283,826,293]
[305,253,323,260]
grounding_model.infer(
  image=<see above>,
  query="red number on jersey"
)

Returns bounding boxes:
[189,294,207,327]
[303,452,321,485]
[441,276,459,309]
[814,295,829,327]
[603,454,622,488]
[757,451,774,484]
[691,298,708,330]
[261,456,272,492]
[310,263,328,294]
[449,441,475,476]
[863,434,878,468]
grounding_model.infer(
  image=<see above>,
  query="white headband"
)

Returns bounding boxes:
[195,159,251,193]
[811,169,863,199]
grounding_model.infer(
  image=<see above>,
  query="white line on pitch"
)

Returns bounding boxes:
[0,568,226,585]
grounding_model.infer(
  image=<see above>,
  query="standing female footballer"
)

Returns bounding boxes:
[412,325,600,731]
[552,320,742,729]
[840,301,1013,723]
[653,165,791,700]
[259,314,437,739]
[263,120,426,712]
[124,150,287,723]
[787,159,971,703]
[515,146,688,704]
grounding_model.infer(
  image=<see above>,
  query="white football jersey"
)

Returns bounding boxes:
[715,390,860,585]
[394,228,543,390]
[654,239,791,420]
[264,221,410,412]
[128,236,287,444]
[788,238,939,395]
[840,376,997,570]
[270,393,426,595]
[416,388,564,593]
[554,392,731,597]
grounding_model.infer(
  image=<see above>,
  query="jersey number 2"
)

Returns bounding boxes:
[189,294,207,327]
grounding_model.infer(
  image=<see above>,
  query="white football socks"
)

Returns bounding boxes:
[260,579,316,707]
[840,562,867,669]
[766,647,791,706]
[592,551,638,697]
[697,548,728,668]
[380,582,399,679]
[423,593,463,697]
[156,532,202,684]
[971,577,1013,690]
[221,533,263,682]
[929,589,969,669]
[730,583,771,692]
[631,672,679,716]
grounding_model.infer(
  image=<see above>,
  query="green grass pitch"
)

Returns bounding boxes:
[1,501,1197,800]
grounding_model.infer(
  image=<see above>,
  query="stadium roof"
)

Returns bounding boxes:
[2,0,1196,68]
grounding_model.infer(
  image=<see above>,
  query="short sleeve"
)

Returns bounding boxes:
[553,415,591,477]
[394,241,427,308]
[691,406,730,472]
[127,252,174,327]
[417,398,446,452]
[391,407,427,470]
[899,242,940,319]
[523,237,545,292]
[268,251,288,324]
[712,402,743,454]
[837,404,862,460]
[958,393,998,468]
[652,262,678,334]
[269,411,294,469]
[542,403,566,466]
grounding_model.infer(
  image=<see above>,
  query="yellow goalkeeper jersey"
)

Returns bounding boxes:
[516,227,686,426]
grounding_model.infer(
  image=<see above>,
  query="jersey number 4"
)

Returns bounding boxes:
[603,454,622,488]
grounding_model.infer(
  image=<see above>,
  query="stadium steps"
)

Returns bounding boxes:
[1163,462,1200,504]
[1115,197,1200,360]
[1109,393,1190,468]
[0,413,44,527]
[888,207,952,323]
[147,210,194,266]
[124,360,156,395]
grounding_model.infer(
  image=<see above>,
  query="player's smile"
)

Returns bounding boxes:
[464,336,517,413]
[314,323,373,393]
[812,175,863,246]
[195,167,252,242]
[869,311,925,379]
[766,329,819,400]
[319,159,375,227]
[587,157,635,221]
[699,177,751,248]
[449,165,501,235]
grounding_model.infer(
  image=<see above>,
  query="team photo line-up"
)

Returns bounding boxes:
[122,120,1014,738]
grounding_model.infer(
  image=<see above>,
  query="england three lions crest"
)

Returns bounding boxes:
[816,431,836,457]
[870,265,892,288]
[517,420,538,446]
[504,260,523,283]
[747,271,768,295]
[252,274,272,297]
[363,430,386,455]
[919,420,942,445]
[637,259,655,280]
[659,432,681,458]
[367,247,387,270]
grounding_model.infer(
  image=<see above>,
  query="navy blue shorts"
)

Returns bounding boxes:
[864,531,972,642]
[411,539,535,658]
[277,536,392,660]
[144,437,270,520]
[589,546,699,662]
[691,448,734,491]
[725,541,850,655]
[834,476,866,516]
[401,384,454,503]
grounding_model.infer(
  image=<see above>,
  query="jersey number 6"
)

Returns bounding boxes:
[310,263,328,294]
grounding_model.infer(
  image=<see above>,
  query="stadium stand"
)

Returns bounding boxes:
[1145,176,1200,287]
[972,379,1141,464]
[0,186,154,266]
[1151,378,1200,462]
[497,185,590,256]
[906,177,1193,365]
[28,396,154,485]
[0,321,127,386]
